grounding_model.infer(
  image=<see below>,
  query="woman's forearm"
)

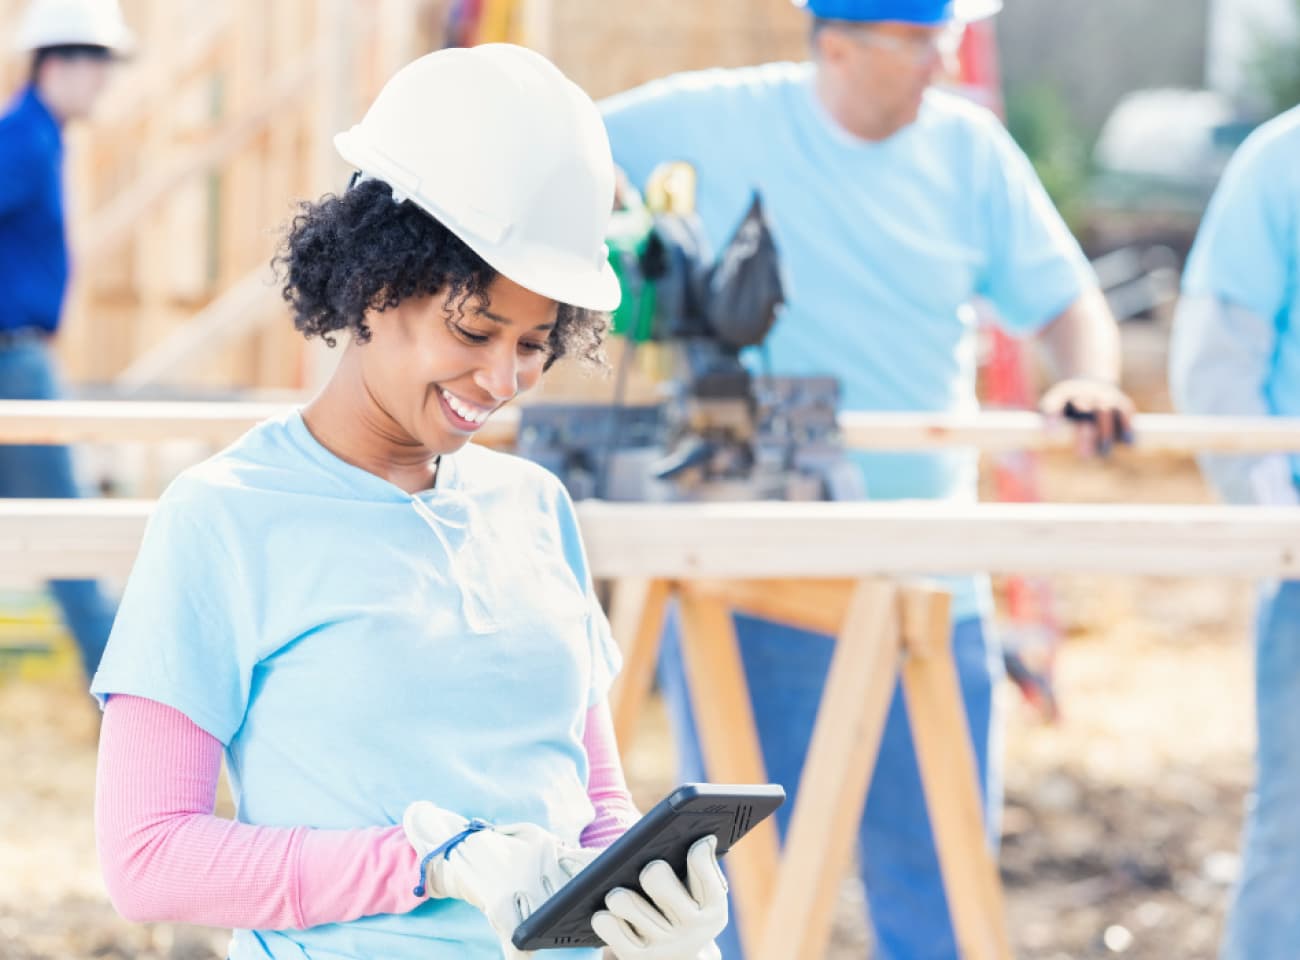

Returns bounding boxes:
[97,694,638,932]
[95,695,422,930]
[581,700,639,848]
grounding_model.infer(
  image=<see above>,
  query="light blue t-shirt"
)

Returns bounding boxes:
[1182,105,1300,482]
[602,62,1094,620]
[91,410,620,960]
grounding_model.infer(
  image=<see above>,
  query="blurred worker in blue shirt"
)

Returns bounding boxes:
[602,0,1133,956]
[0,0,132,679]
[1171,105,1300,960]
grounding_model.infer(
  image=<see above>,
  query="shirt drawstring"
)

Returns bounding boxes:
[408,492,499,634]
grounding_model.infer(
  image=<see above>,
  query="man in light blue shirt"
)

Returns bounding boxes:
[602,1,1133,956]
[1171,105,1300,960]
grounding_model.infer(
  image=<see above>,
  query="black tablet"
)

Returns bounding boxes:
[511,782,786,951]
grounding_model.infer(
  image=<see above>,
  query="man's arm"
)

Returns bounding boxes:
[971,116,1136,454]
[1170,113,1298,504]
[1036,287,1135,455]
[1170,295,1296,506]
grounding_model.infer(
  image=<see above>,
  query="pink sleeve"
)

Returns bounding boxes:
[95,694,423,929]
[580,700,639,848]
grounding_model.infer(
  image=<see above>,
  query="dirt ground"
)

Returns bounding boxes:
[0,447,1262,959]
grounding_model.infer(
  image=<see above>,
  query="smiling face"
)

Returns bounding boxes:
[282,178,612,492]
[357,274,558,457]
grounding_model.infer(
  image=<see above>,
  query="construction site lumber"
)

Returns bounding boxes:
[6,498,1298,582]
[7,401,1300,455]
[0,400,298,446]
[836,410,1300,454]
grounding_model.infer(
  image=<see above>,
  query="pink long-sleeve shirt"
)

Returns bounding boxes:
[95,694,638,929]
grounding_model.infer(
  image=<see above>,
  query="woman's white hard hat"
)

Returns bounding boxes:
[14,0,134,54]
[334,44,622,312]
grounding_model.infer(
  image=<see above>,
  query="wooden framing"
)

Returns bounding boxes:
[7,402,1300,457]
[837,410,1300,454]
[5,497,1299,582]
[0,400,295,446]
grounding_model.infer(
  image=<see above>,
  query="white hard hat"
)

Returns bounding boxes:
[13,0,134,54]
[334,44,621,313]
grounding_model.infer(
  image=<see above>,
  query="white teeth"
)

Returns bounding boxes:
[441,388,488,424]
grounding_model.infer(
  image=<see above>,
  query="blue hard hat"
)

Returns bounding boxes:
[793,0,1001,25]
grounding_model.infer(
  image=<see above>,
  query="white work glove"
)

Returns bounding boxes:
[403,801,599,960]
[591,835,728,960]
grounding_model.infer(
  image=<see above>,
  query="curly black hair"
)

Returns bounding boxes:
[274,177,608,370]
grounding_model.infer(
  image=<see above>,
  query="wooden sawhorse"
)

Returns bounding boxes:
[606,577,1012,960]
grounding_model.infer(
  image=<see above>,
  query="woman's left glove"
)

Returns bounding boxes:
[403,801,599,959]
[590,835,728,960]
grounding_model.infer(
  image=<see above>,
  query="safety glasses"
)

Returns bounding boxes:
[834,22,965,64]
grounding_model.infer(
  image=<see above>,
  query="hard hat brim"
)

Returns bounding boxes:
[14,35,134,55]
[491,244,624,314]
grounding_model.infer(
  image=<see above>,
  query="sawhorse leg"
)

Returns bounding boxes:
[753,579,899,960]
[612,577,1012,960]
[901,588,1012,959]
[607,577,671,750]
[676,586,779,957]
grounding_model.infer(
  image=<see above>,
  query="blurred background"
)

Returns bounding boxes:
[4,0,1299,404]
[1,1,1298,957]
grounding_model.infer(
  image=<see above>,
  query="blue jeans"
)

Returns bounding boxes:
[659,609,1002,960]
[1221,580,1300,960]
[0,340,116,678]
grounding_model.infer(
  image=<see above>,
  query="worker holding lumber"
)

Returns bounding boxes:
[91,45,726,960]
[0,0,132,679]
[600,1,1134,956]
[1170,105,1300,960]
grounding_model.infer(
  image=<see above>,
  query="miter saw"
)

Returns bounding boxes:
[516,166,863,504]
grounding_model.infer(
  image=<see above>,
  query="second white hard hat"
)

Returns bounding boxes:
[14,0,134,54]
[334,44,621,313]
